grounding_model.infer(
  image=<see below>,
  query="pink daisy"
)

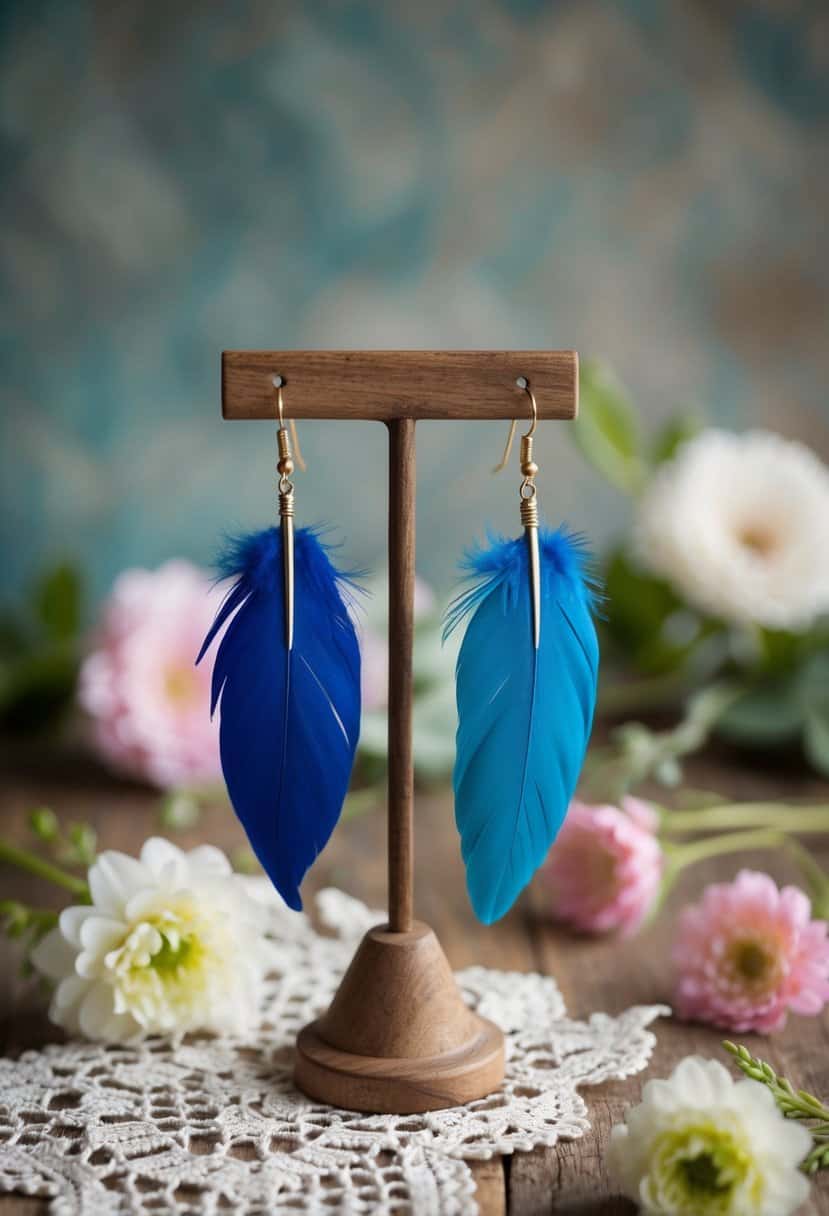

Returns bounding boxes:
[541,797,663,936]
[673,869,829,1034]
[79,561,223,789]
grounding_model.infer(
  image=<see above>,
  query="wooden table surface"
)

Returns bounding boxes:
[1,743,827,1214]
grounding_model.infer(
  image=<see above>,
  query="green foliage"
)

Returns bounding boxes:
[603,549,696,675]
[29,807,59,842]
[724,1042,829,1174]
[718,652,829,775]
[573,363,648,495]
[649,415,701,466]
[62,822,97,867]
[0,562,83,734]
[26,806,97,872]
[34,565,82,643]
[717,678,804,744]
[570,359,829,776]
[805,711,829,779]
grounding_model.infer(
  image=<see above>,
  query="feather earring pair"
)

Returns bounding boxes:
[197,374,596,928]
[446,380,600,925]
[197,381,361,911]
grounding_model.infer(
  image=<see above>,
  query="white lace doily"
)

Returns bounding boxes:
[0,887,666,1215]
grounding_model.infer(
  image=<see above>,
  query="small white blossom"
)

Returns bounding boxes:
[32,838,268,1041]
[636,429,829,630]
[609,1055,811,1215]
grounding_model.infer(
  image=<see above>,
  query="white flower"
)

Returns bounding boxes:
[609,1056,811,1215]
[32,838,268,1041]
[636,429,829,630]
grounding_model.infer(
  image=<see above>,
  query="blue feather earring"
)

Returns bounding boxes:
[445,380,600,924]
[196,379,361,911]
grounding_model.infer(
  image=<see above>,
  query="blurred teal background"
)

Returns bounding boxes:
[2,0,827,608]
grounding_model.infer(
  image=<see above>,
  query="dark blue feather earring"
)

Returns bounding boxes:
[197,379,361,911]
[445,379,600,924]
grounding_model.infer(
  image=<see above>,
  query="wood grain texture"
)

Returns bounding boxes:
[222,350,578,420]
[387,419,415,933]
[0,745,827,1213]
[294,920,505,1112]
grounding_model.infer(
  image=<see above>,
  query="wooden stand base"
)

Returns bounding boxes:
[294,921,505,1113]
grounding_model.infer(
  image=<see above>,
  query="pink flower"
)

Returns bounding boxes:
[79,561,223,789]
[673,869,829,1034]
[541,797,663,936]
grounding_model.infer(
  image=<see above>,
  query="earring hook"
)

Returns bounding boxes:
[273,377,307,473]
[493,378,538,474]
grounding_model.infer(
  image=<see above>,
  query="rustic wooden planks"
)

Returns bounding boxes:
[0,751,827,1213]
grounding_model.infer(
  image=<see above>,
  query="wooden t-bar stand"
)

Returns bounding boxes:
[222,350,579,1112]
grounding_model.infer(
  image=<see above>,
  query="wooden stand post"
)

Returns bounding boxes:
[387,418,415,935]
[221,350,579,1113]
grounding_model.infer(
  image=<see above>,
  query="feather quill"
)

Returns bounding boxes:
[446,526,599,924]
[197,527,360,910]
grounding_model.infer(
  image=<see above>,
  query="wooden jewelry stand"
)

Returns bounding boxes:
[221,350,579,1113]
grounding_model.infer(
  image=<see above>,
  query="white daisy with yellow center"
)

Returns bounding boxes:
[32,839,268,1041]
[609,1056,811,1216]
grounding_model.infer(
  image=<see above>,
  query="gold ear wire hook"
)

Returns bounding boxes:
[274,380,307,473]
[493,377,542,648]
[493,378,537,473]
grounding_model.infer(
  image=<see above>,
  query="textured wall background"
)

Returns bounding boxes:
[2,0,827,606]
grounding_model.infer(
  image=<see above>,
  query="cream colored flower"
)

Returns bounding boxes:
[609,1055,811,1215]
[32,838,267,1041]
[636,430,829,630]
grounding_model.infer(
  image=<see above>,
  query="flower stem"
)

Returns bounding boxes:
[652,829,789,919]
[666,828,788,870]
[778,836,829,918]
[661,804,829,835]
[0,840,89,897]
[724,1042,829,1172]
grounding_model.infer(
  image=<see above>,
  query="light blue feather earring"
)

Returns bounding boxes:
[196,379,361,911]
[445,380,600,924]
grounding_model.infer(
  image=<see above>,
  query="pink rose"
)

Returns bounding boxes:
[79,561,222,789]
[541,797,663,936]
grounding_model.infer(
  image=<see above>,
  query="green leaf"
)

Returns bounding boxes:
[805,709,829,778]
[649,415,701,466]
[572,363,647,495]
[0,647,79,732]
[756,627,807,674]
[33,564,82,643]
[602,548,700,674]
[797,651,829,706]
[717,678,804,744]
[0,613,28,659]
